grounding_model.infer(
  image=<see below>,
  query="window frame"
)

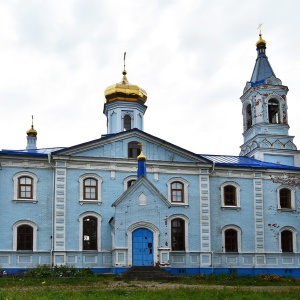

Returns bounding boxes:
[13,172,38,203]
[123,176,137,191]
[79,174,102,204]
[128,141,141,159]
[222,225,241,253]
[13,220,37,251]
[167,178,189,206]
[279,227,297,253]
[277,186,295,211]
[221,182,241,209]
[79,212,102,251]
[169,215,189,252]
[268,99,280,124]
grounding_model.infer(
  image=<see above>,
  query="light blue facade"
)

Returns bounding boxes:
[1,34,300,277]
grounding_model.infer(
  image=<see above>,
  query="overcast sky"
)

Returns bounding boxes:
[1,0,300,156]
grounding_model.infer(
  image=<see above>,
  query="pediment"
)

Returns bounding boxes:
[51,129,211,164]
[112,176,171,208]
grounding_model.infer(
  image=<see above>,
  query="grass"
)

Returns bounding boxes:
[1,267,300,300]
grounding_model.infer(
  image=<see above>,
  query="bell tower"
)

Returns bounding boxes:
[240,32,300,166]
[103,53,147,134]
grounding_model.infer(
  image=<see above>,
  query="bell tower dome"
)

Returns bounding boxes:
[240,31,300,166]
[103,53,147,134]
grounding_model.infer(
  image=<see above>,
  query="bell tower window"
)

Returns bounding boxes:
[246,104,252,130]
[268,99,280,124]
[124,114,132,131]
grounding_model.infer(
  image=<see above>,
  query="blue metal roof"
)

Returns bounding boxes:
[0,147,65,157]
[201,154,300,170]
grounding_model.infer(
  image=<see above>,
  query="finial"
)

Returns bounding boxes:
[31,115,34,129]
[137,142,146,160]
[26,115,37,137]
[257,23,263,39]
[123,52,127,75]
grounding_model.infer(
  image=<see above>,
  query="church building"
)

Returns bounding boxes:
[1,33,300,277]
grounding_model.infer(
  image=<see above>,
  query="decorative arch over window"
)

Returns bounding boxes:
[79,174,102,204]
[13,172,38,202]
[279,227,297,253]
[128,141,141,158]
[123,114,132,131]
[169,215,189,252]
[79,212,102,251]
[277,187,295,210]
[268,99,280,124]
[222,225,241,252]
[123,175,137,190]
[167,178,189,205]
[13,220,38,251]
[220,182,241,208]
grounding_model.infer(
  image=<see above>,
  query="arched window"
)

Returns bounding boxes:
[128,141,141,158]
[127,179,136,188]
[124,114,132,131]
[246,103,252,130]
[83,216,98,251]
[79,174,102,203]
[171,182,184,203]
[279,188,291,209]
[281,230,293,252]
[171,218,185,251]
[13,172,38,202]
[18,176,33,199]
[224,185,236,206]
[221,182,240,208]
[224,229,238,252]
[167,178,189,205]
[83,178,98,200]
[268,99,280,124]
[17,225,33,250]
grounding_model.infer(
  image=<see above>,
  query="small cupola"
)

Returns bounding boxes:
[26,116,37,150]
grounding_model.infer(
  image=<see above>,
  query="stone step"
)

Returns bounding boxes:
[120,266,178,280]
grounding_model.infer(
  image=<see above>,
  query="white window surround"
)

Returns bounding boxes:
[220,181,241,209]
[13,220,38,251]
[78,212,102,251]
[169,214,189,252]
[167,177,189,205]
[13,172,38,203]
[123,175,137,191]
[121,112,134,131]
[222,225,242,253]
[277,186,296,211]
[79,174,102,204]
[279,226,297,253]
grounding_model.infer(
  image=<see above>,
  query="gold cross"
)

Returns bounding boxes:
[123,52,126,70]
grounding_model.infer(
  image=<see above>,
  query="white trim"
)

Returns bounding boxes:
[167,177,189,205]
[222,225,242,253]
[279,226,297,253]
[123,175,137,191]
[78,174,102,204]
[13,172,38,202]
[169,214,189,252]
[78,212,102,251]
[13,220,38,251]
[127,222,160,266]
[220,181,241,208]
[277,186,296,211]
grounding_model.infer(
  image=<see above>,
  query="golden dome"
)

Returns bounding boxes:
[256,33,267,47]
[137,151,146,160]
[26,125,37,137]
[104,69,147,104]
[26,116,37,137]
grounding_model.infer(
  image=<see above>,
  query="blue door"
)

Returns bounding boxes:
[132,228,153,266]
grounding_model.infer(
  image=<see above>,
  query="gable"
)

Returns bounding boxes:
[112,176,171,208]
[52,129,211,164]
